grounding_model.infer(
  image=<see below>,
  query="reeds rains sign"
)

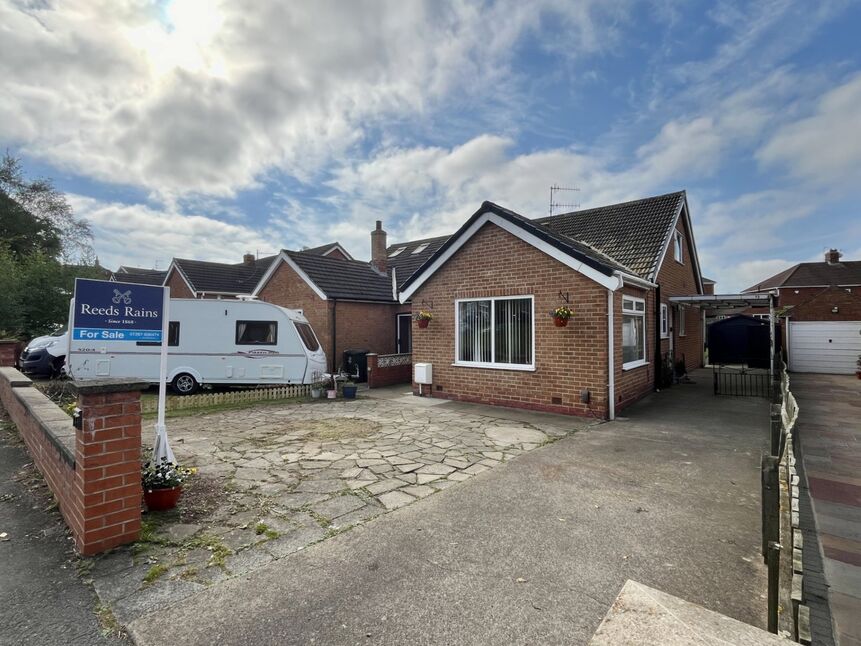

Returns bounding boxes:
[73,278,165,342]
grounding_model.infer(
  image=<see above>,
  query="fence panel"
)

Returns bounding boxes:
[141,384,311,413]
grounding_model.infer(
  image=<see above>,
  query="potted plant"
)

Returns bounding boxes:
[551,305,573,327]
[325,374,337,399]
[142,457,195,511]
[310,371,325,399]
[342,380,358,399]
[415,310,433,329]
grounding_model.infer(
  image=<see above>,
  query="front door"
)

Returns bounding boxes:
[396,314,412,353]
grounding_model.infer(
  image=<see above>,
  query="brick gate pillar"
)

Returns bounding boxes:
[0,340,19,367]
[72,379,149,555]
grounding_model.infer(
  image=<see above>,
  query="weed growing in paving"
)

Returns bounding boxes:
[254,522,280,540]
[143,563,169,584]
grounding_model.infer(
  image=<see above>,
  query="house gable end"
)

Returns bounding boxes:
[654,198,704,295]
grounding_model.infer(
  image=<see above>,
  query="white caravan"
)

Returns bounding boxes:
[66,299,327,394]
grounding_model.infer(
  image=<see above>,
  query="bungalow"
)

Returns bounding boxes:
[744,250,861,373]
[399,191,706,418]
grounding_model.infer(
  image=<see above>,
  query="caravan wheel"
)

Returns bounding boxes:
[171,373,200,396]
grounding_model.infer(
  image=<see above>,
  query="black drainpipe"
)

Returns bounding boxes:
[331,299,337,373]
[654,285,661,392]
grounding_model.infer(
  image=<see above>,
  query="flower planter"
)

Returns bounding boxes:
[310,388,323,399]
[326,389,337,399]
[553,316,569,328]
[144,486,182,511]
[342,385,358,399]
[417,319,430,329]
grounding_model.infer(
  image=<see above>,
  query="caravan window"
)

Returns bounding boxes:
[236,321,277,345]
[294,322,320,352]
[136,321,180,347]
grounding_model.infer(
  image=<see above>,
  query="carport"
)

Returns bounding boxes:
[670,292,778,396]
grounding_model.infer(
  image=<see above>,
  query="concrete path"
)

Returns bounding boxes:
[0,410,124,645]
[129,371,769,645]
[792,374,861,646]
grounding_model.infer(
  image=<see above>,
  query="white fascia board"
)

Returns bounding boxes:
[253,251,328,301]
[324,244,353,260]
[163,260,197,296]
[399,212,621,302]
[653,197,704,293]
[618,272,657,289]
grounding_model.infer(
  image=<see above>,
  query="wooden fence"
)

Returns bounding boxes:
[141,384,311,414]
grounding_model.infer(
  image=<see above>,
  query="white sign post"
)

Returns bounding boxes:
[151,286,175,464]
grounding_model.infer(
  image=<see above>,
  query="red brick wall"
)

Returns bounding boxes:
[0,370,142,555]
[410,222,610,417]
[0,341,18,367]
[165,269,195,298]
[323,248,350,261]
[656,215,704,372]
[788,286,861,321]
[367,353,412,388]
[258,260,409,371]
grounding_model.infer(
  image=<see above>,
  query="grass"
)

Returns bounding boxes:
[254,522,280,540]
[143,563,169,584]
[95,603,125,638]
[186,533,232,569]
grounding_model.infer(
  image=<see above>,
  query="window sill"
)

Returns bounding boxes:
[622,360,649,371]
[452,362,536,372]
[660,334,668,340]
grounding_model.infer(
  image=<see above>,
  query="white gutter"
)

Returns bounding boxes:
[615,270,657,289]
[607,289,615,421]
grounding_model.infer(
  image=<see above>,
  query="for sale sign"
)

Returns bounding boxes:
[72,278,165,342]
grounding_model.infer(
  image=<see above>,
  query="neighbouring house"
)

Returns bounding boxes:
[398,191,706,418]
[744,249,861,374]
[110,265,167,286]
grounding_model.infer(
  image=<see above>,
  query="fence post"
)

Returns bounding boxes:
[762,454,780,560]
[770,404,782,457]
[713,368,718,395]
[767,540,782,633]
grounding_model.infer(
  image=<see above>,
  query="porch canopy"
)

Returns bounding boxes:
[668,292,778,375]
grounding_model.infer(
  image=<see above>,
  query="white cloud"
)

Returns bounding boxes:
[0,0,627,201]
[757,73,861,188]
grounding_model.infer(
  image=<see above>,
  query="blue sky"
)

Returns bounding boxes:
[2,0,860,291]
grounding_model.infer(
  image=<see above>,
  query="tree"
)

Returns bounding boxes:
[0,153,94,262]
[0,154,103,338]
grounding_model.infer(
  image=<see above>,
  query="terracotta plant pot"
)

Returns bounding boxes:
[553,316,568,327]
[144,486,182,511]
[417,319,430,329]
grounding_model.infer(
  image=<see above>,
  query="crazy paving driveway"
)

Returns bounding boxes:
[87,390,586,626]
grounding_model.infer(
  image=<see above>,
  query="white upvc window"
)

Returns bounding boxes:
[660,303,669,339]
[677,305,686,336]
[673,231,684,263]
[622,296,647,369]
[455,296,534,370]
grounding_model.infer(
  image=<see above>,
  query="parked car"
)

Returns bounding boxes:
[66,298,327,395]
[18,329,69,378]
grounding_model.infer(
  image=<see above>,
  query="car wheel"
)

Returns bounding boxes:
[50,356,66,379]
[171,373,199,396]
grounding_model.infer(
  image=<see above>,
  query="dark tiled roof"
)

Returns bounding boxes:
[174,256,276,294]
[386,234,450,288]
[534,191,686,279]
[285,252,394,302]
[745,260,861,292]
[299,242,352,259]
[111,269,167,286]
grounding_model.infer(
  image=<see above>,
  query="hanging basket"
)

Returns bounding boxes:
[144,486,182,511]
[417,319,430,329]
[553,316,569,328]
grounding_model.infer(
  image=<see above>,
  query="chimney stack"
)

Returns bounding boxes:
[825,248,842,265]
[370,220,387,273]
[243,253,255,265]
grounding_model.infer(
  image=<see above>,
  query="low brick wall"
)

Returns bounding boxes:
[367,353,412,388]
[0,367,146,555]
[0,340,20,367]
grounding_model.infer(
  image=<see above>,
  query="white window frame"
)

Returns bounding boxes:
[677,305,686,336]
[388,246,407,257]
[454,295,535,371]
[673,231,684,263]
[411,243,429,255]
[622,295,648,370]
[660,303,669,339]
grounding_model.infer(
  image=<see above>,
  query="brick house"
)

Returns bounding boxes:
[743,250,861,373]
[110,266,167,286]
[398,191,706,418]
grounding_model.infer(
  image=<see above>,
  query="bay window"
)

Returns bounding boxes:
[456,296,533,369]
[622,296,647,369]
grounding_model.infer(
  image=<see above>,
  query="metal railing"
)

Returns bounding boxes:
[713,365,771,398]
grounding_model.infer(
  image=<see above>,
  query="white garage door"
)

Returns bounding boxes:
[789,321,861,374]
